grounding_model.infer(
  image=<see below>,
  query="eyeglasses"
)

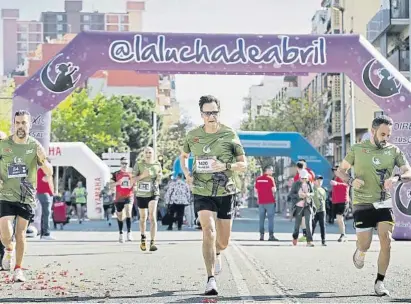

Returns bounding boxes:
[121,162,128,165]
[202,111,219,117]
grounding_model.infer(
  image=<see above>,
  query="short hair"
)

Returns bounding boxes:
[296,162,304,169]
[199,95,220,111]
[14,110,30,121]
[372,115,393,129]
[264,166,273,172]
[120,157,127,161]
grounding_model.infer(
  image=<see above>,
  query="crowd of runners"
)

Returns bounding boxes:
[0,96,410,298]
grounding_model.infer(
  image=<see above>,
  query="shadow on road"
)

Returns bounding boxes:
[0,289,200,303]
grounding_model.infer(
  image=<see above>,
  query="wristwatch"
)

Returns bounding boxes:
[226,163,232,170]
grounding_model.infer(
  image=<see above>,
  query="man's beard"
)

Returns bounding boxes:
[16,129,27,139]
[374,133,386,149]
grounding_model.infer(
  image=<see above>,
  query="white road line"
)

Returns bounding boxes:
[225,245,255,302]
[231,240,300,304]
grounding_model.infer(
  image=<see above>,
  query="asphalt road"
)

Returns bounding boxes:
[1,208,411,303]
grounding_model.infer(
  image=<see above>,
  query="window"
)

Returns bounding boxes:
[18,33,28,41]
[57,24,63,31]
[257,105,262,115]
[17,23,29,32]
[83,15,90,22]
[83,24,90,31]
[57,14,63,22]
[374,111,384,118]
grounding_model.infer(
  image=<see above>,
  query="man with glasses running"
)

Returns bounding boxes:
[180,95,247,295]
[111,157,134,243]
[336,115,411,296]
[0,111,52,282]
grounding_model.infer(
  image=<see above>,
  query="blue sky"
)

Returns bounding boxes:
[0,0,321,126]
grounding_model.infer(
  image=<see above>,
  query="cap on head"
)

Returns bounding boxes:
[316,175,324,180]
[299,169,309,179]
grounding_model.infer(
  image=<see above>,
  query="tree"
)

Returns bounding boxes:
[51,89,127,154]
[157,121,190,174]
[241,98,323,138]
[119,96,160,153]
[241,97,323,177]
[0,80,14,134]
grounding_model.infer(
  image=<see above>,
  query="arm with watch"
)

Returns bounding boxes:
[211,155,247,173]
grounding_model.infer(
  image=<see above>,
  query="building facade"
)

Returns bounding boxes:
[366,0,410,79]
[1,0,145,75]
[301,0,382,165]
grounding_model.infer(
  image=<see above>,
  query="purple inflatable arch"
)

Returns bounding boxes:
[13,32,411,239]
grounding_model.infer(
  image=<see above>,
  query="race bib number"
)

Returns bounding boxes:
[120,177,131,189]
[373,198,393,209]
[138,182,151,192]
[7,163,28,178]
[196,156,215,173]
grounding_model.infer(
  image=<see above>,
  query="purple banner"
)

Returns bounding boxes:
[12,32,411,236]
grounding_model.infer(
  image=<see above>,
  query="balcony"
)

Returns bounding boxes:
[387,49,410,75]
[157,94,170,107]
[329,109,342,141]
[366,0,410,44]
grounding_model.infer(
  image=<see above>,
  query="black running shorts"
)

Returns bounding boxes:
[354,207,394,230]
[136,196,159,209]
[194,194,235,220]
[0,201,34,221]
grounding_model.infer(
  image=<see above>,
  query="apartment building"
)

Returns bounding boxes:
[301,0,382,165]
[366,0,410,79]
[1,0,145,75]
[242,76,283,119]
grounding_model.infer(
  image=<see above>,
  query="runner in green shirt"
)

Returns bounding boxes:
[180,95,247,296]
[132,146,162,252]
[0,110,53,282]
[336,115,411,297]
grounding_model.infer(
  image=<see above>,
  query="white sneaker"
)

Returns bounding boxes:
[41,235,55,240]
[127,232,133,242]
[2,249,15,271]
[215,254,222,275]
[119,234,125,243]
[353,248,366,269]
[13,268,26,282]
[204,277,218,295]
[374,280,390,296]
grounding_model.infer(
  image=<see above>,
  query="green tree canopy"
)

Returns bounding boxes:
[120,96,160,152]
[241,98,323,138]
[51,89,127,154]
[0,80,14,134]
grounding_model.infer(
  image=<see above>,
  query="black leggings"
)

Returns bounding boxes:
[168,204,186,229]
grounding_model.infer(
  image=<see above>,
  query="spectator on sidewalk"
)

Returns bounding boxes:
[37,165,55,240]
[165,173,191,230]
[312,175,327,246]
[330,166,350,242]
[254,166,279,241]
[293,159,315,242]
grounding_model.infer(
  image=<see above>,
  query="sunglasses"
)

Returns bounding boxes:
[202,111,219,117]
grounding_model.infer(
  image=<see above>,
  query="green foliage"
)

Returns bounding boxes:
[51,89,127,154]
[157,121,190,174]
[241,98,323,138]
[0,80,14,134]
[51,91,159,155]
[119,96,160,153]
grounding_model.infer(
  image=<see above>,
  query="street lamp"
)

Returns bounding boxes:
[332,5,347,160]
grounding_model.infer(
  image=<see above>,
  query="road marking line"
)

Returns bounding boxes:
[231,240,300,304]
[225,245,255,302]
